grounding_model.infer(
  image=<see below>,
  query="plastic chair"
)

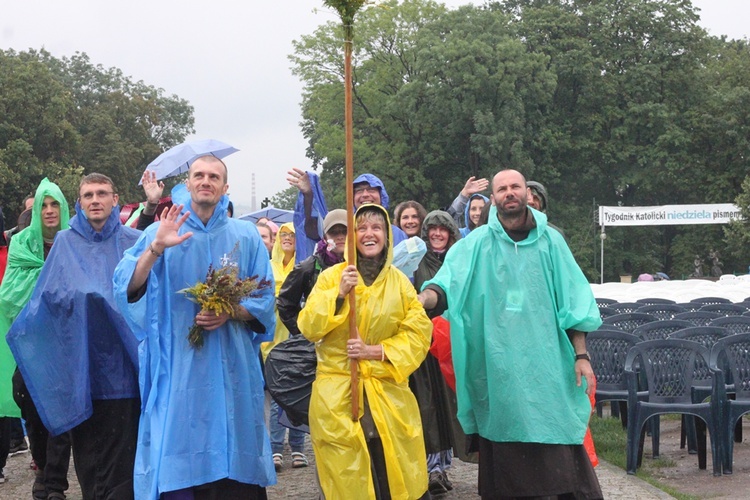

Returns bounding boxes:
[691,297,732,305]
[587,329,643,423]
[596,298,617,309]
[633,319,693,341]
[670,327,731,453]
[603,313,658,334]
[710,333,750,474]
[635,304,686,321]
[675,302,702,313]
[636,298,677,306]
[675,311,722,327]
[624,339,722,476]
[699,304,749,317]
[597,307,619,320]
[709,316,750,335]
[610,302,643,314]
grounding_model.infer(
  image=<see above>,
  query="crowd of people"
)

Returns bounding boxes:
[0,144,603,500]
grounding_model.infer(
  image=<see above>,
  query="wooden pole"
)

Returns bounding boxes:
[344,30,359,422]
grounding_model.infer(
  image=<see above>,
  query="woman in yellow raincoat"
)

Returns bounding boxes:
[299,204,432,499]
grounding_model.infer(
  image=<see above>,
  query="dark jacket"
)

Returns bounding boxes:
[277,253,330,336]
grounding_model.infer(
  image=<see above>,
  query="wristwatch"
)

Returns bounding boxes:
[575,352,591,362]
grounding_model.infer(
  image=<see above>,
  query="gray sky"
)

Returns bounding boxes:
[2,0,747,213]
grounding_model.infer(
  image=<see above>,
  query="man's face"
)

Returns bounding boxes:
[492,170,527,217]
[527,188,542,211]
[187,158,229,208]
[353,183,381,208]
[79,182,118,225]
[468,198,486,225]
[258,226,273,254]
[41,196,61,232]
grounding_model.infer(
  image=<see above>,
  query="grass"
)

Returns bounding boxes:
[589,414,701,500]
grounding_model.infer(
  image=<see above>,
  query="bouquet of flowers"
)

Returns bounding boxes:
[179,244,271,348]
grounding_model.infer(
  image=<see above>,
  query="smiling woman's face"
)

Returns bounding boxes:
[356,211,386,258]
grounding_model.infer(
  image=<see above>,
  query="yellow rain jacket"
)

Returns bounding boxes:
[261,222,295,360]
[299,204,432,499]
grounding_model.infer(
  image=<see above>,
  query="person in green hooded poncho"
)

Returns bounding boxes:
[419,170,603,500]
[0,178,73,498]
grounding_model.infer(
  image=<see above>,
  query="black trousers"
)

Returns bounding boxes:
[12,368,72,494]
[0,417,10,469]
[71,397,139,500]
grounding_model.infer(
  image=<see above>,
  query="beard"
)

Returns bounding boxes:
[496,195,527,218]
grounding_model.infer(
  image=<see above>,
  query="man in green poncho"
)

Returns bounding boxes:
[418,169,603,499]
[0,178,72,499]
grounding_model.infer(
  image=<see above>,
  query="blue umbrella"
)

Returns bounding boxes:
[238,207,294,224]
[141,139,239,183]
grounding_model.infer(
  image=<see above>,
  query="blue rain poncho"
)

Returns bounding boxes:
[0,178,70,418]
[113,184,277,499]
[292,172,407,264]
[7,203,139,435]
[424,206,602,444]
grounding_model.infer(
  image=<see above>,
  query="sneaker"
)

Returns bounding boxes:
[9,438,29,455]
[428,470,448,496]
[273,453,283,472]
[0,468,5,484]
[291,451,308,468]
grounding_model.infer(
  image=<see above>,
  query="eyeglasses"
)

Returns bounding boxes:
[354,186,379,195]
[80,190,115,201]
[279,232,295,240]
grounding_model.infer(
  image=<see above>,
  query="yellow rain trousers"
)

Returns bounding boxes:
[299,205,432,499]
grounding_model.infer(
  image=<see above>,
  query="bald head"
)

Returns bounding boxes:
[492,169,528,218]
[189,155,228,183]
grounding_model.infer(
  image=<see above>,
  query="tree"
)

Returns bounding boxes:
[0,49,194,223]
[290,0,750,279]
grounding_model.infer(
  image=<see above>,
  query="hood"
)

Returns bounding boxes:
[421,210,461,250]
[487,205,548,245]
[463,193,489,231]
[348,203,393,280]
[23,178,71,257]
[271,222,296,266]
[353,173,390,209]
[71,200,123,242]
[171,183,230,231]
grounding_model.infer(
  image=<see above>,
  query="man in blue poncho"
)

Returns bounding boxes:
[418,169,603,499]
[7,173,141,499]
[286,168,408,262]
[113,155,276,499]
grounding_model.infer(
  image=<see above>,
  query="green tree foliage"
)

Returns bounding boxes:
[291,0,750,280]
[0,49,194,224]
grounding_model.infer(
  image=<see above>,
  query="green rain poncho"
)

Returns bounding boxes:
[0,178,70,417]
[424,206,601,445]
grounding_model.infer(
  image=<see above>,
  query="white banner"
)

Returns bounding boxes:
[599,204,742,227]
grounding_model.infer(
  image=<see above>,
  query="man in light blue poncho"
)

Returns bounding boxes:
[418,169,603,499]
[113,155,276,499]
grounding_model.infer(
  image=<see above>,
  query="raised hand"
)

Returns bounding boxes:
[461,176,489,197]
[287,167,312,195]
[141,170,165,205]
[153,204,193,251]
